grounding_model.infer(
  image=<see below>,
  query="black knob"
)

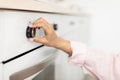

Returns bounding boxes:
[26,26,36,38]
[53,24,58,30]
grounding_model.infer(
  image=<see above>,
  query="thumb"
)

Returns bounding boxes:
[29,37,46,44]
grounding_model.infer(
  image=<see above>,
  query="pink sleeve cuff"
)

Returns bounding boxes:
[68,41,88,66]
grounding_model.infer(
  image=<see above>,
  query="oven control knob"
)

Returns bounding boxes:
[26,27,36,38]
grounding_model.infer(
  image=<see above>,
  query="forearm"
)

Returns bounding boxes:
[53,37,72,56]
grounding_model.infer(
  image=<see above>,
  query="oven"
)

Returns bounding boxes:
[0,9,89,80]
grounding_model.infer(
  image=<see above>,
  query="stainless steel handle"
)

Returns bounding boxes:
[10,54,57,80]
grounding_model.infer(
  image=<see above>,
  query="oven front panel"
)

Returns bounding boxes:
[0,10,89,80]
[0,10,87,60]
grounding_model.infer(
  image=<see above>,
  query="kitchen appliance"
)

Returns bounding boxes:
[0,0,89,80]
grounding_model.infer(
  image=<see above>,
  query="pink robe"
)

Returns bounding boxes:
[68,41,120,80]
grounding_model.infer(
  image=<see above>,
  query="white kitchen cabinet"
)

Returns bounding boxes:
[0,1,89,80]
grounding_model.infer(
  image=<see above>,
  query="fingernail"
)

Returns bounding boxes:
[29,38,34,41]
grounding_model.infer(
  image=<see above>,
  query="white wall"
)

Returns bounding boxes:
[61,0,120,52]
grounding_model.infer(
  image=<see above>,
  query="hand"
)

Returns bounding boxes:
[30,17,72,56]
[29,17,58,47]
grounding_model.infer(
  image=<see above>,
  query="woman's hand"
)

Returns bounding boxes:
[29,17,72,56]
[29,17,58,47]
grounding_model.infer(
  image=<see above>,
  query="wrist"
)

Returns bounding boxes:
[53,37,72,56]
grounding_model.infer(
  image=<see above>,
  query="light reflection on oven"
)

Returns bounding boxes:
[25,63,54,80]
[24,70,43,80]
[10,55,56,80]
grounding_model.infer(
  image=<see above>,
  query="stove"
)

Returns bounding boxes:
[0,9,89,80]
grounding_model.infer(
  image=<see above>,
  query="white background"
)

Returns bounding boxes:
[58,0,120,52]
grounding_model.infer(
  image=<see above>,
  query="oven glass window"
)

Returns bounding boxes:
[10,62,55,80]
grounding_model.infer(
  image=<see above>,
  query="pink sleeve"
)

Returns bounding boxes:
[68,41,120,80]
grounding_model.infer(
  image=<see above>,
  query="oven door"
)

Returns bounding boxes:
[3,47,57,80]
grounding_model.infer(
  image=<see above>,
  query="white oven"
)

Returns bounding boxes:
[0,9,89,80]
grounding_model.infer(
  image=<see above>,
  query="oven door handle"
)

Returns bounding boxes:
[2,45,44,64]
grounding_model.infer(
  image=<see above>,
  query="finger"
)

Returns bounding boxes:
[33,17,43,24]
[40,18,53,30]
[32,18,49,29]
[43,21,53,31]
[31,18,54,34]
[32,18,52,30]
[32,17,46,27]
[34,17,49,25]
[33,22,50,35]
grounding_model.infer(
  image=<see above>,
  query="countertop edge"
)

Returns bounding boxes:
[0,0,89,16]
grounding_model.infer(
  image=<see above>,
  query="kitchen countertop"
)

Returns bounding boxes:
[0,0,87,15]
